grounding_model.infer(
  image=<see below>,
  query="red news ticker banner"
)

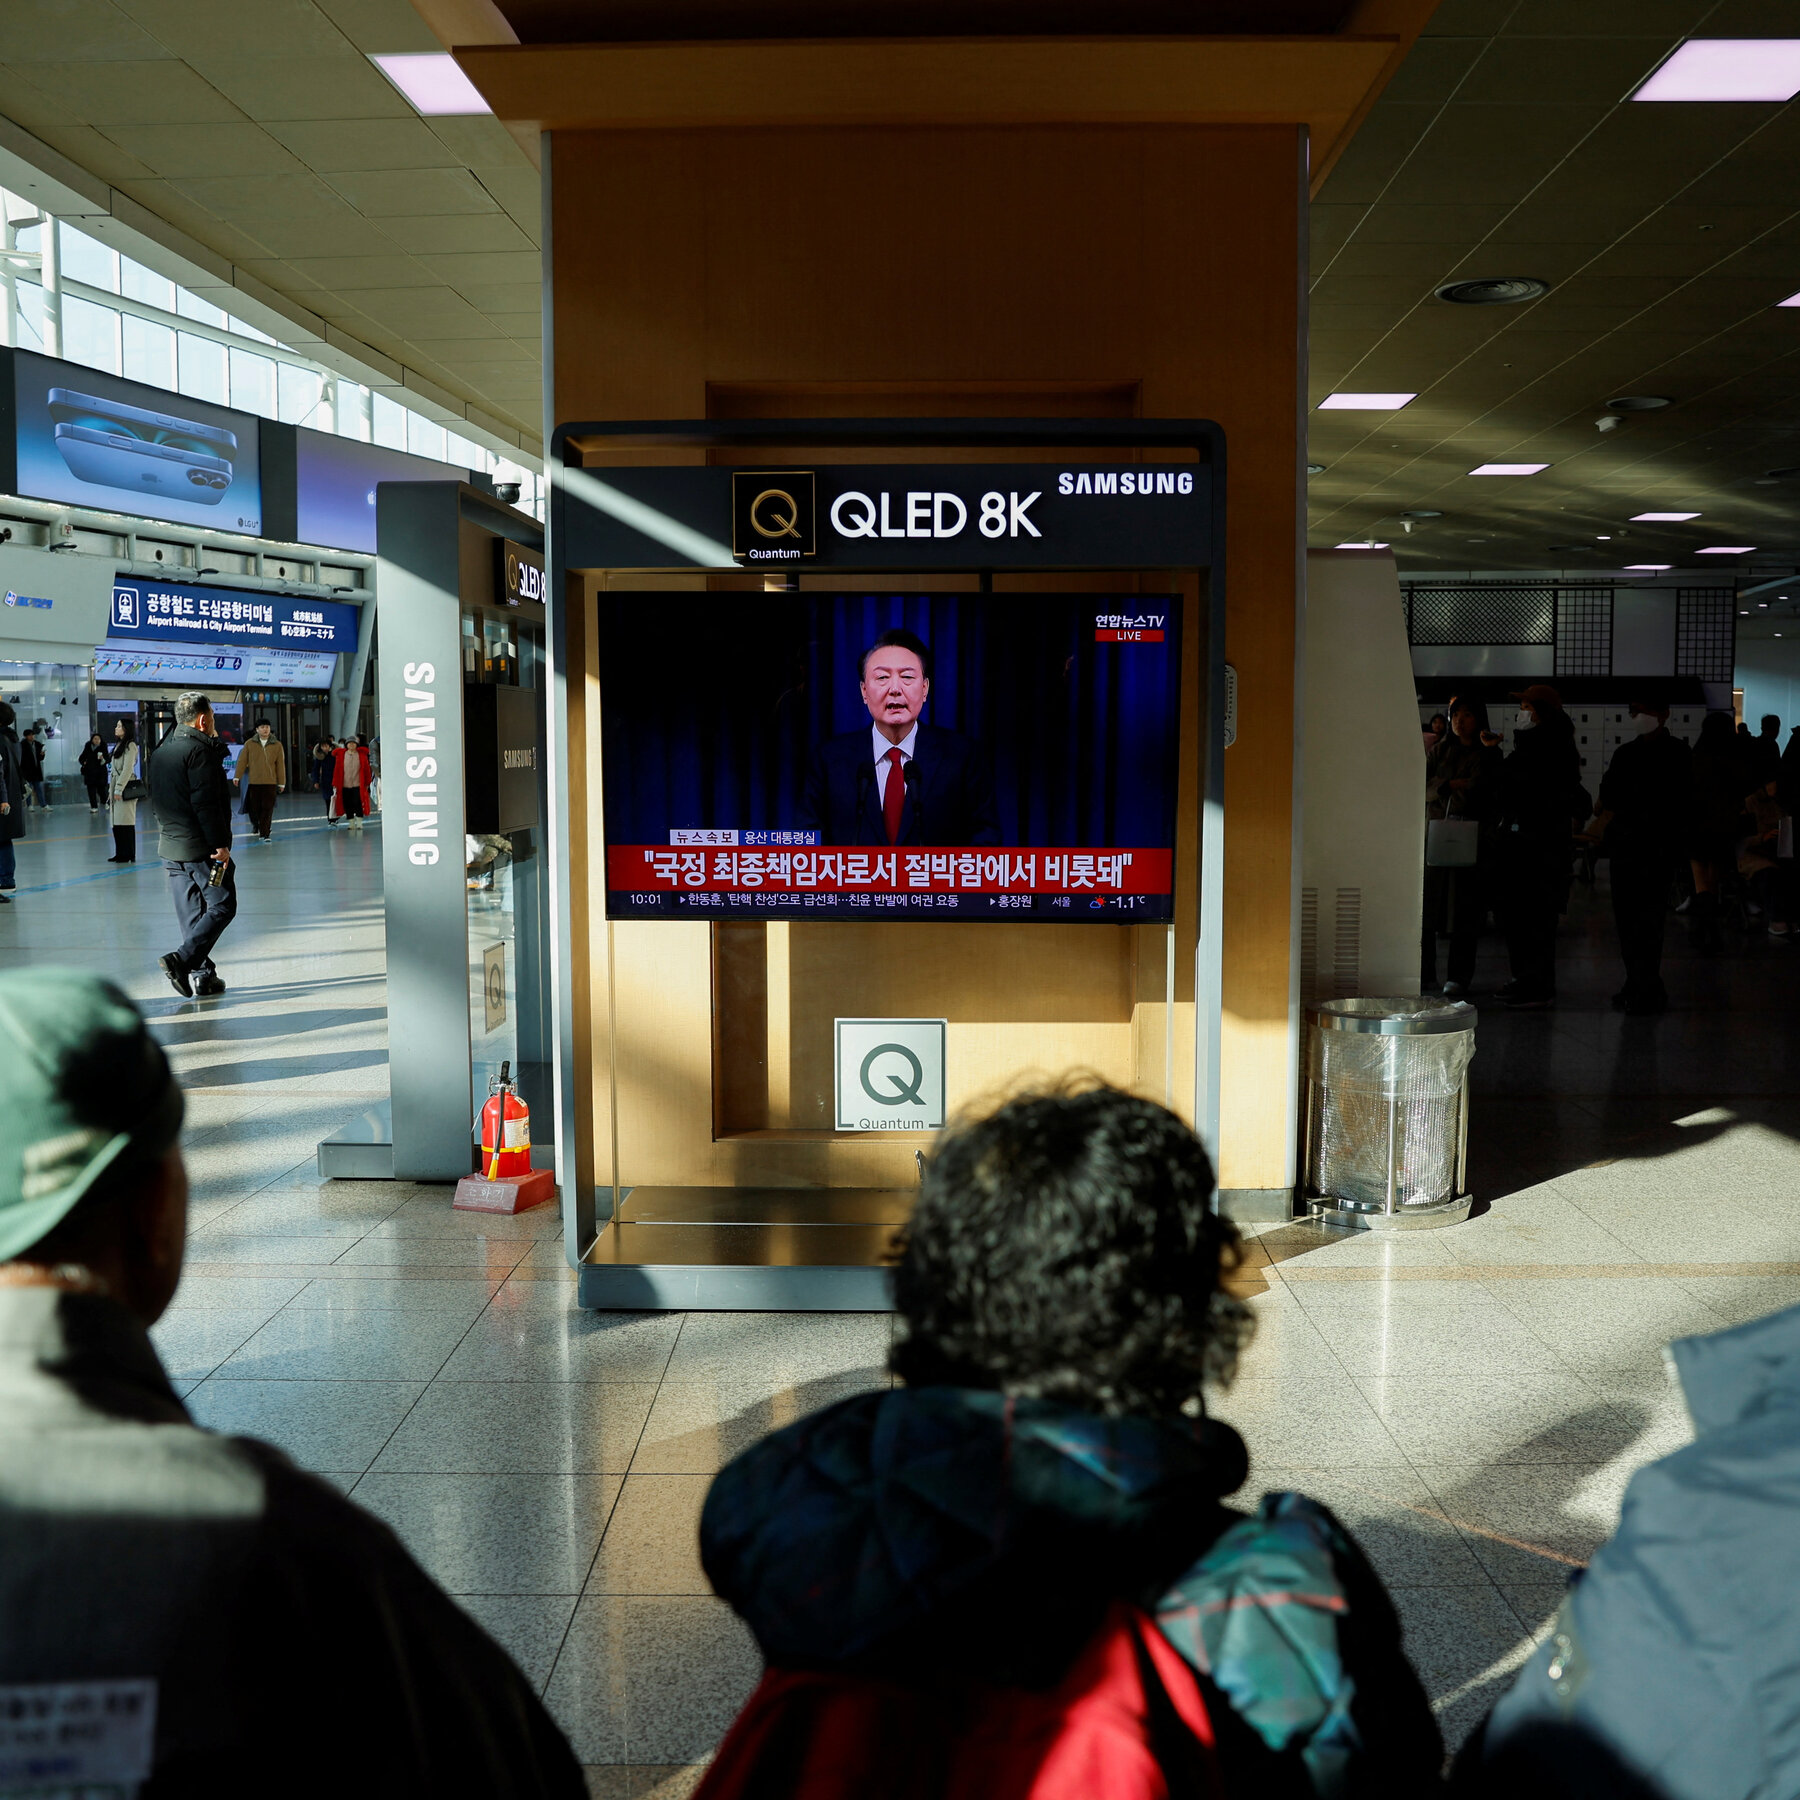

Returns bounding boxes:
[609,846,1174,896]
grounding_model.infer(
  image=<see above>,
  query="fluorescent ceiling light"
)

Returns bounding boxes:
[1317,393,1416,410]
[1631,511,1701,521]
[1624,564,1674,571]
[1779,291,1800,308]
[1632,40,1800,102]
[1696,545,1756,554]
[369,52,491,115]
[1334,541,1390,549]
[1469,462,1549,475]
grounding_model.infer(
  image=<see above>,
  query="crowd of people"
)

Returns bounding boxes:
[0,975,1782,1797]
[1423,688,1793,1014]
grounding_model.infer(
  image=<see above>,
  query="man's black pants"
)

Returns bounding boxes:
[1610,851,1674,998]
[165,858,238,973]
[1499,835,1568,996]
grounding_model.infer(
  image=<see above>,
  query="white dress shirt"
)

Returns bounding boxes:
[872,723,918,808]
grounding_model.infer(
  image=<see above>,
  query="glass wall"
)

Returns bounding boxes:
[0,194,544,521]
[0,661,95,799]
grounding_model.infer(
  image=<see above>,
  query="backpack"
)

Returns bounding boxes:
[692,1603,1221,1800]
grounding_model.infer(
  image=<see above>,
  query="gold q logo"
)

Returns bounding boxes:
[749,487,802,540]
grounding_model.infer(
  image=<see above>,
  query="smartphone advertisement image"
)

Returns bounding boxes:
[11,349,262,533]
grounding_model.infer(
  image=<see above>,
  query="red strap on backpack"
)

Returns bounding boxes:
[694,1605,1219,1800]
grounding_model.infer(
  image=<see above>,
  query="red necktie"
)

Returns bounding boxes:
[883,746,906,844]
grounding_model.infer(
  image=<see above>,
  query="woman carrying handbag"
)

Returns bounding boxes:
[107,718,144,863]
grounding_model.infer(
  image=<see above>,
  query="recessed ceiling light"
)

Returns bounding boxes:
[1627,564,1674,571]
[1632,511,1701,521]
[1741,609,1752,615]
[1697,545,1756,553]
[1335,541,1391,549]
[1437,278,1550,306]
[1632,40,1800,103]
[1607,395,1673,412]
[1780,292,1800,308]
[1397,509,1442,520]
[1596,535,1613,541]
[1470,463,1550,475]
[1318,393,1416,410]
[369,52,491,115]
[1760,602,1771,608]
[1306,463,1327,475]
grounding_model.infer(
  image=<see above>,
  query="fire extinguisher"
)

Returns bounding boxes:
[478,1061,531,1179]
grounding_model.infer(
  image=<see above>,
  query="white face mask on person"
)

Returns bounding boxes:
[1632,712,1662,736]
[1515,710,1535,730]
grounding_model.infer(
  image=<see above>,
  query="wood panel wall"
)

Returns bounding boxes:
[552,122,1303,1195]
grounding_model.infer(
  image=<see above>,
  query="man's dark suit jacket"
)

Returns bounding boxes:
[798,725,1000,847]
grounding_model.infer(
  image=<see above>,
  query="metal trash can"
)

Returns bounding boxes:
[1303,996,1475,1230]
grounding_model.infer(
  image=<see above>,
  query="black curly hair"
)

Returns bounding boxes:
[890,1081,1251,1418]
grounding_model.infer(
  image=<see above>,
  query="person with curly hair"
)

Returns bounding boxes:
[694,1082,1443,1799]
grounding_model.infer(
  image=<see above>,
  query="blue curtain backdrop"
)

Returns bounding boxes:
[599,592,1183,849]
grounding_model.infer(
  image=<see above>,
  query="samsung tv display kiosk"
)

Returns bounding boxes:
[548,421,1226,1310]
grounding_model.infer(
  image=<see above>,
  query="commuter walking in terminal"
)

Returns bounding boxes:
[0,704,23,905]
[78,732,108,814]
[1686,711,1749,953]
[18,726,46,810]
[311,737,335,813]
[1494,684,1582,1009]
[1424,696,1501,995]
[105,718,140,866]
[0,968,588,1797]
[1749,713,1782,787]
[331,733,371,832]
[696,1083,1444,1798]
[236,718,286,845]
[1595,695,1692,1015]
[148,692,234,999]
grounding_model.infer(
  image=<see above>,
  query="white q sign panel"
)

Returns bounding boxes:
[834,1018,947,1133]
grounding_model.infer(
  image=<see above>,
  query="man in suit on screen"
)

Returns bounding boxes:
[798,629,1000,847]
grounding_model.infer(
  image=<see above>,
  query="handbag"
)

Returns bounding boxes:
[1426,817,1480,868]
[119,777,148,803]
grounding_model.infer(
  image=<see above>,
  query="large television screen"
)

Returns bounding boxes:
[12,350,262,534]
[294,428,471,553]
[601,592,1183,923]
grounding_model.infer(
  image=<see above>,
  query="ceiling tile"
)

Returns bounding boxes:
[1452,37,1669,104]
[101,122,311,179]
[308,0,440,52]
[425,117,536,172]
[472,167,541,225]
[1378,35,1485,104]
[0,1,170,62]
[409,337,537,363]
[282,254,438,289]
[482,313,541,338]
[109,177,279,262]
[349,289,493,335]
[182,53,408,122]
[1346,203,1514,245]
[448,282,543,314]
[265,120,466,174]
[6,57,240,124]
[1382,106,1606,205]
[412,251,540,287]
[117,0,347,55]
[48,125,158,184]
[324,168,500,218]
[378,214,537,256]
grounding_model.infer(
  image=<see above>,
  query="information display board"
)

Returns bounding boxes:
[294,428,473,553]
[600,591,1183,922]
[12,350,262,533]
[108,577,358,652]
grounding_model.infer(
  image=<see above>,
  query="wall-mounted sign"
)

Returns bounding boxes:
[560,463,1211,571]
[13,349,262,534]
[465,683,542,834]
[108,577,358,653]
[834,1018,946,1132]
[497,539,546,606]
[0,543,116,662]
[293,428,473,554]
[93,635,338,689]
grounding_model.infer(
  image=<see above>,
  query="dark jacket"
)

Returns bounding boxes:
[799,725,1000,847]
[0,1288,585,1799]
[0,729,22,842]
[1497,713,1583,842]
[1427,735,1502,825]
[1598,728,1692,860]
[1460,1302,1800,1800]
[700,1386,1442,1797]
[1687,738,1751,846]
[18,734,42,782]
[79,740,108,780]
[149,723,233,861]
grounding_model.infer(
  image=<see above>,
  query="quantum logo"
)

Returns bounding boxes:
[732,470,816,562]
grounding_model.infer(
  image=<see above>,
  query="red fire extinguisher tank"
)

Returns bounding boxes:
[479,1062,531,1178]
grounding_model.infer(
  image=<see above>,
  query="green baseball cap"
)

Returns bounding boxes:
[0,970,183,1263]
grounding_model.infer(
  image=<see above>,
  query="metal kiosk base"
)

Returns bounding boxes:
[1307,1194,1473,1232]
[579,1188,911,1311]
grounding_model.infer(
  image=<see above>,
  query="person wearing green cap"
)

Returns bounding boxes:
[0,969,586,1797]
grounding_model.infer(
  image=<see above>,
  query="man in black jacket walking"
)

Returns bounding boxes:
[147,691,235,998]
[1596,695,1692,1015]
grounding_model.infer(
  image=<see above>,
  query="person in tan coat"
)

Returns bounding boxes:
[236,720,286,844]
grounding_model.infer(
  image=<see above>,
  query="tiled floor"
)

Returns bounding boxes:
[10,792,1800,1786]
